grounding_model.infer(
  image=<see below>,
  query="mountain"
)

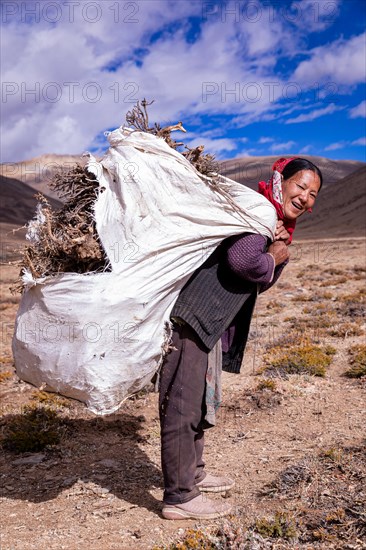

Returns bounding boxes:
[295,166,366,239]
[0,174,62,226]
[0,154,94,201]
[1,153,365,239]
[2,153,364,202]
[219,155,365,190]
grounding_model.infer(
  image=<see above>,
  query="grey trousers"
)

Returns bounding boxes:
[159,322,209,504]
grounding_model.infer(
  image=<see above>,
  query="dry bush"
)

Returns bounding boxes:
[256,379,277,391]
[323,268,346,276]
[291,291,333,303]
[30,390,71,409]
[259,442,366,545]
[16,168,107,284]
[336,289,366,322]
[320,276,347,287]
[254,512,297,541]
[0,371,12,383]
[283,314,335,340]
[340,288,366,304]
[0,404,67,453]
[329,322,364,338]
[265,300,285,315]
[152,521,272,549]
[261,341,336,377]
[344,344,366,378]
[126,99,220,176]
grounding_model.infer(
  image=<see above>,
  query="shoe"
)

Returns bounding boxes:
[196,472,235,493]
[162,493,232,520]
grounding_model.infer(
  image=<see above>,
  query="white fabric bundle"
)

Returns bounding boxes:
[12,128,277,415]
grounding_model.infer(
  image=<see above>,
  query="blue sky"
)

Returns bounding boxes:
[1,0,365,162]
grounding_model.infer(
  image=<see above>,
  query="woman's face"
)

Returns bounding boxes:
[282,169,321,220]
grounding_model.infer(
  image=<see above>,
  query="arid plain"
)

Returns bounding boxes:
[0,156,365,549]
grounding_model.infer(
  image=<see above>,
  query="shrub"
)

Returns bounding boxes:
[328,322,364,338]
[0,371,12,383]
[256,379,277,391]
[1,405,66,453]
[254,511,297,540]
[30,390,70,408]
[262,342,336,377]
[344,344,366,378]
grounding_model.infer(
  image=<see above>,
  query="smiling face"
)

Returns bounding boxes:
[282,169,321,220]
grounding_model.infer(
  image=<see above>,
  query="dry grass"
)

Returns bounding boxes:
[14,170,107,288]
[329,322,364,338]
[254,512,297,541]
[320,276,347,287]
[0,371,12,383]
[261,341,336,377]
[155,441,366,547]
[30,390,71,409]
[340,288,366,303]
[0,404,67,453]
[266,300,285,313]
[259,442,366,545]
[344,344,366,378]
[286,294,365,339]
[152,521,273,549]
[291,290,334,303]
[255,379,277,392]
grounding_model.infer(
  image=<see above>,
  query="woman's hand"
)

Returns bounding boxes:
[267,241,289,266]
[275,220,291,243]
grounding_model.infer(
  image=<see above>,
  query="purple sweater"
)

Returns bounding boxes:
[224,232,288,291]
[221,232,288,352]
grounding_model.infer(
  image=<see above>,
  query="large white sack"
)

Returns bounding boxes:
[12,127,277,415]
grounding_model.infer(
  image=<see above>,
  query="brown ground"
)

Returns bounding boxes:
[0,231,365,549]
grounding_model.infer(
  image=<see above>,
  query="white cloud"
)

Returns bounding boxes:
[0,1,208,160]
[258,137,274,144]
[2,0,318,162]
[237,4,290,58]
[325,142,346,151]
[0,0,360,162]
[352,137,366,146]
[184,136,237,157]
[299,144,312,154]
[270,141,296,153]
[232,148,257,158]
[325,137,366,151]
[290,0,341,32]
[285,103,343,123]
[292,33,366,87]
[349,100,366,119]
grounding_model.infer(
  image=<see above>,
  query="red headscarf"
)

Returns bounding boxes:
[258,157,297,244]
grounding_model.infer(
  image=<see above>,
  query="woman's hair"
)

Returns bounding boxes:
[282,158,323,191]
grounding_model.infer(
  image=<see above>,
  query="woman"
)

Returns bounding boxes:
[159,157,323,520]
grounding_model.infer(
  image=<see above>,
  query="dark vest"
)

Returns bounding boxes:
[171,241,257,372]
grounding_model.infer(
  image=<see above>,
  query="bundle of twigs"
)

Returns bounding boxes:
[15,99,221,289]
[126,99,220,176]
[14,166,107,291]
